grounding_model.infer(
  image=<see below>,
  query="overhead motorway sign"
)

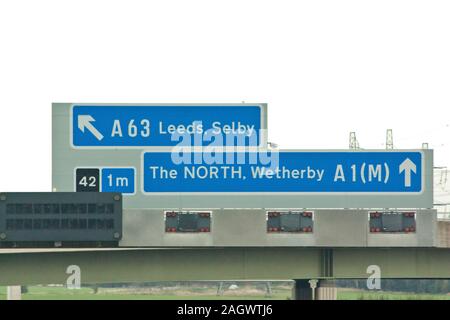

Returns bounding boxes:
[71,104,267,148]
[53,103,433,209]
[142,151,424,193]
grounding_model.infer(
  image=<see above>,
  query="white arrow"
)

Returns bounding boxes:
[399,158,417,187]
[78,115,104,141]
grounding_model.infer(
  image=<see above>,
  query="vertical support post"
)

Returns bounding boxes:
[315,280,338,300]
[292,279,338,300]
[321,248,334,278]
[216,281,224,296]
[7,286,22,300]
[309,280,318,300]
[265,281,273,298]
[292,280,314,300]
[317,248,337,300]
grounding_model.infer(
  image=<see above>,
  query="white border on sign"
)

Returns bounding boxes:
[139,149,426,196]
[69,103,268,150]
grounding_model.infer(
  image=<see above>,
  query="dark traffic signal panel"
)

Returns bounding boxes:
[369,211,416,233]
[267,211,314,233]
[0,192,122,247]
[165,211,211,233]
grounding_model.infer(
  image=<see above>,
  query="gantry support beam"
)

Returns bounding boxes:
[0,247,449,286]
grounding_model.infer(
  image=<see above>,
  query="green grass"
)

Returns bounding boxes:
[338,290,450,300]
[1,286,449,300]
[0,286,291,300]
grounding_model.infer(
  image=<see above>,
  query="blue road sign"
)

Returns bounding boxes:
[75,167,135,194]
[71,105,264,147]
[101,168,135,194]
[142,151,423,193]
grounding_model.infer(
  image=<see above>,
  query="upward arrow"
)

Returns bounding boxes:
[78,115,104,141]
[399,158,417,187]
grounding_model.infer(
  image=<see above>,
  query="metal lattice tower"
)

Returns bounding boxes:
[349,132,360,150]
[440,170,448,190]
[434,166,448,191]
[386,129,394,149]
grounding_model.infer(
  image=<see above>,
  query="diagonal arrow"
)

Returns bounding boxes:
[78,115,104,141]
[399,158,417,187]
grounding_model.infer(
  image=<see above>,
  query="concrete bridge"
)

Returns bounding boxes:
[1,219,449,299]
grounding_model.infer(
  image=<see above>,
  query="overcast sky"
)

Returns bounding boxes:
[0,1,449,192]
